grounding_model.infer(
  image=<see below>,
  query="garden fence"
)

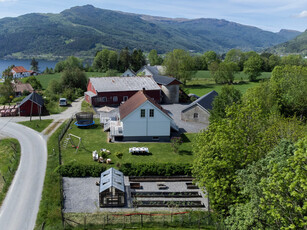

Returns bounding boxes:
[57,116,74,228]
[63,211,226,229]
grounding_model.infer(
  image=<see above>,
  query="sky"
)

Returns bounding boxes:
[0,0,306,32]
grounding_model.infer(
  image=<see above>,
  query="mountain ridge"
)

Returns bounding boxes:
[0,5,303,59]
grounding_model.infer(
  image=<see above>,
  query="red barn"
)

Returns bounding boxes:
[18,92,44,116]
[85,76,161,106]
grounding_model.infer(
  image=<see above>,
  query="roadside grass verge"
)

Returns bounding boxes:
[18,119,53,132]
[45,101,68,114]
[0,139,20,206]
[81,100,96,114]
[60,119,196,167]
[35,122,66,230]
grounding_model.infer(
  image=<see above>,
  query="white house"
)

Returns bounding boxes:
[106,90,178,142]
[11,66,31,78]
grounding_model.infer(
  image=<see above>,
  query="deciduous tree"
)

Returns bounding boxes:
[243,54,263,81]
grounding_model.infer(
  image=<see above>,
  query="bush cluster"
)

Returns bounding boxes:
[119,163,192,176]
[58,162,106,177]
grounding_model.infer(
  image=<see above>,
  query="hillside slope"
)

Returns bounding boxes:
[268,30,307,55]
[0,5,295,59]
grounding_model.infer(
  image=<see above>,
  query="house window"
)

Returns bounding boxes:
[140,109,145,118]
[123,96,128,101]
[113,96,118,102]
[152,137,159,141]
[102,97,107,102]
[194,113,198,118]
[149,109,154,117]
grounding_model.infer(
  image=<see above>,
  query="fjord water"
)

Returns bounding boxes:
[0,59,57,77]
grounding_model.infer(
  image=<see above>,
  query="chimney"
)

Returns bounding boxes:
[142,87,145,93]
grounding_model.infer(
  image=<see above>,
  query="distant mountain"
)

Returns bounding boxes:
[268,30,307,55]
[276,29,302,40]
[0,5,297,59]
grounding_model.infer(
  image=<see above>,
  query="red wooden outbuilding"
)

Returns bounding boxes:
[18,92,44,116]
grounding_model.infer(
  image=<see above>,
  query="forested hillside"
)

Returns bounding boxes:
[0,5,294,59]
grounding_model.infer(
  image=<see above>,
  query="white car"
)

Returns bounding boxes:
[59,98,67,106]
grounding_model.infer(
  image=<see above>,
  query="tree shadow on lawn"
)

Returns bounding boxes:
[187,84,214,89]
[178,150,193,155]
[131,152,153,156]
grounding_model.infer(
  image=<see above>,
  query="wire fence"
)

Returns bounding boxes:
[58,117,74,228]
[63,211,226,229]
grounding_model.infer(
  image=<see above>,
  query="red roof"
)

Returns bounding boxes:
[119,90,171,120]
[12,66,28,73]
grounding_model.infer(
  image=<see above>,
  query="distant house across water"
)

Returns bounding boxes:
[11,66,37,78]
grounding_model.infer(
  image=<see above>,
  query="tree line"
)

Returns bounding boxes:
[192,65,307,229]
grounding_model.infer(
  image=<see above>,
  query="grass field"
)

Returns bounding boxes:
[28,72,115,90]
[18,119,53,132]
[186,71,271,96]
[61,119,196,167]
[0,139,20,206]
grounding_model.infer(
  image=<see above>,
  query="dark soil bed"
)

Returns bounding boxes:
[132,191,202,198]
[135,200,205,208]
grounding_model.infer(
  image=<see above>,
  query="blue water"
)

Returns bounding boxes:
[0,59,57,77]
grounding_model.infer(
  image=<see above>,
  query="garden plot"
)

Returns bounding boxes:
[63,177,208,213]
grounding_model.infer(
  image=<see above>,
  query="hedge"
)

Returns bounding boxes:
[58,162,192,177]
[58,162,106,177]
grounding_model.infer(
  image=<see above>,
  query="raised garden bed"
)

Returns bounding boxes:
[132,191,202,198]
[135,200,205,208]
[186,182,199,189]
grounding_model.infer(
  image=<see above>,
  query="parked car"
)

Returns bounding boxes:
[59,98,67,106]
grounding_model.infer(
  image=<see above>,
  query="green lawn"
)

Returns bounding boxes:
[24,72,117,90]
[186,71,271,96]
[61,119,196,167]
[18,119,53,132]
[0,139,20,206]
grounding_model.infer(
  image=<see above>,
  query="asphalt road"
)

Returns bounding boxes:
[0,120,47,230]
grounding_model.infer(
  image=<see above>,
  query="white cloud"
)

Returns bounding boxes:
[296,10,307,18]
[0,0,16,2]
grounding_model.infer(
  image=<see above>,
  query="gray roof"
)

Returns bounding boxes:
[84,91,97,97]
[138,66,181,86]
[18,92,44,108]
[90,77,160,92]
[100,168,125,193]
[182,90,218,113]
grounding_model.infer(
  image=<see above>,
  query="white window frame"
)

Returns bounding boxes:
[113,96,118,102]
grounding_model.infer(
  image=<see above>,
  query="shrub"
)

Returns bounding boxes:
[115,152,123,159]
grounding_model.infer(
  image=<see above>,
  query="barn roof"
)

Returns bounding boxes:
[119,90,171,120]
[182,90,218,113]
[100,168,125,193]
[89,76,160,93]
[18,92,44,108]
[12,66,28,73]
[138,66,181,86]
